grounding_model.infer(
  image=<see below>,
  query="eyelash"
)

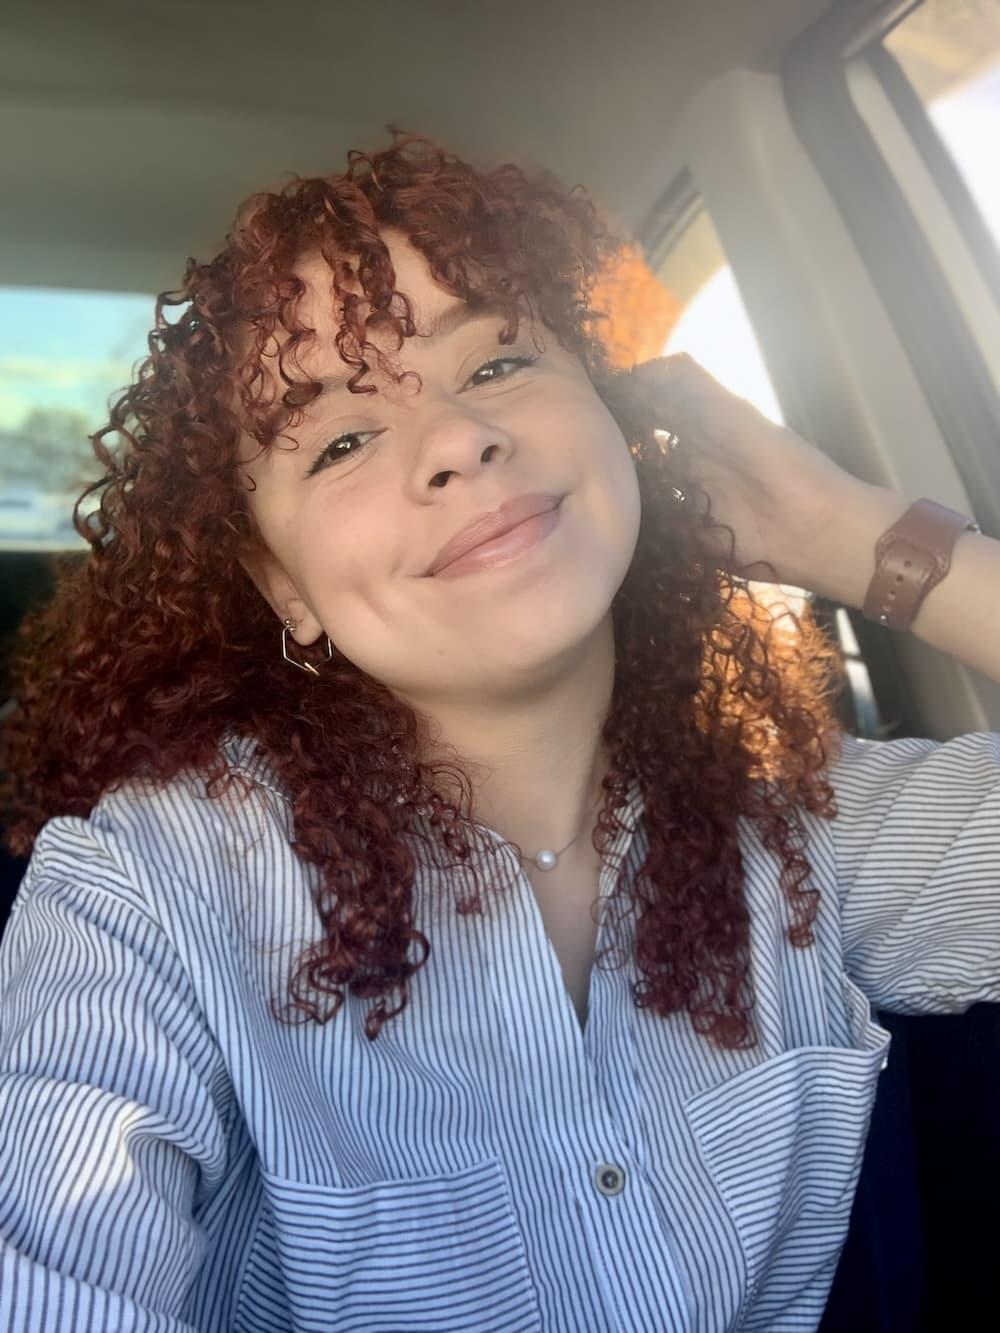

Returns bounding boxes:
[308,353,539,476]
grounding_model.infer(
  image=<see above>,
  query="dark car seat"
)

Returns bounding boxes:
[0,552,57,934]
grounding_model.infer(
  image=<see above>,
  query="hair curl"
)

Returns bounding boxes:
[0,130,848,1046]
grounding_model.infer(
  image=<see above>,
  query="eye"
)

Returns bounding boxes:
[304,354,538,477]
[306,429,381,477]
[465,354,538,388]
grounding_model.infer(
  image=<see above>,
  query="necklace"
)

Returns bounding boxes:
[516,788,603,872]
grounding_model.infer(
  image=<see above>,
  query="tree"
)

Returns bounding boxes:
[0,407,96,490]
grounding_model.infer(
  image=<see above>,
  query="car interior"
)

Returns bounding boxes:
[1,1,998,1328]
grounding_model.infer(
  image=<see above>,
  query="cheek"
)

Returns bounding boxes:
[608,425,640,501]
[582,411,642,559]
[573,395,636,490]
[293,499,395,615]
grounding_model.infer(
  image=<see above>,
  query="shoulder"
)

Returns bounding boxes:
[26,731,297,926]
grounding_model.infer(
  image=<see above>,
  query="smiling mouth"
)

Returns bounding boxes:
[429,502,564,578]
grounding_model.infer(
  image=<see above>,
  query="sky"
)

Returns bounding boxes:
[0,287,155,434]
[928,64,1000,242]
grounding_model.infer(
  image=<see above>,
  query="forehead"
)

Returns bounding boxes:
[293,232,450,347]
[263,231,536,394]
[247,235,445,403]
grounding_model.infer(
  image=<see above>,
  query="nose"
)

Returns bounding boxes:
[415,404,514,489]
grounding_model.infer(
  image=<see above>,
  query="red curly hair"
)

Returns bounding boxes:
[0,130,848,1046]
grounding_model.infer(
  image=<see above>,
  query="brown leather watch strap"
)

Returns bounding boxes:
[862,497,981,632]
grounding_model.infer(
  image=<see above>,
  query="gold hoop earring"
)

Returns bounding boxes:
[281,618,333,676]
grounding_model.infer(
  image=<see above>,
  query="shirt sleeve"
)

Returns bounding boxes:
[826,728,1000,1014]
[0,831,233,1331]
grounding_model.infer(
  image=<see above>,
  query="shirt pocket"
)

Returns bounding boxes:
[253,1154,544,1333]
[681,973,891,1329]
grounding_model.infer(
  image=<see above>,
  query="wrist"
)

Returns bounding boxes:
[785,483,911,608]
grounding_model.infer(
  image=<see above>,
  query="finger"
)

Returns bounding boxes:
[627,356,709,427]
[629,353,723,401]
[629,352,695,381]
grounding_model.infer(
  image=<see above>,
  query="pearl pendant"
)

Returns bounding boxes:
[534,848,558,870]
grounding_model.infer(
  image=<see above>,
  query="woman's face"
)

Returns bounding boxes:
[239,231,641,709]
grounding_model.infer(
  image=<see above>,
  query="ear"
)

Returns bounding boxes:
[238,543,324,645]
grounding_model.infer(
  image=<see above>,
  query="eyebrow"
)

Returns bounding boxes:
[312,299,513,399]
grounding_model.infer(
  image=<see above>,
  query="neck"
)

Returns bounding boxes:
[413,616,616,861]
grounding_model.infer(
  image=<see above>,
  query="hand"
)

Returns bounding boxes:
[628,353,873,589]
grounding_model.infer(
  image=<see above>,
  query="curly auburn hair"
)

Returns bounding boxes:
[0,130,848,1047]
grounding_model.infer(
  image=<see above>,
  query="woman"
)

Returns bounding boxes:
[0,131,997,1332]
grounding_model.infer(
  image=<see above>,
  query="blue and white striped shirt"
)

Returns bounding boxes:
[1,727,998,1332]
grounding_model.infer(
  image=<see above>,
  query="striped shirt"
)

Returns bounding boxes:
[1,727,998,1332]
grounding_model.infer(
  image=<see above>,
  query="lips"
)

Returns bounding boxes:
[425,491,564,576]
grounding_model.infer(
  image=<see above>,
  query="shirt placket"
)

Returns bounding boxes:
[476,826,696,1333]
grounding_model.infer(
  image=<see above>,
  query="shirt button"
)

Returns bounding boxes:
[594,1161,626,1196]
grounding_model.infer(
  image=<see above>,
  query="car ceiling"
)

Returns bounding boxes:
[0,0,832,293]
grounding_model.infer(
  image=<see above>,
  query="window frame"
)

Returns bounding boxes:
[867,38,1000,308]
[782,0,1000,544]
